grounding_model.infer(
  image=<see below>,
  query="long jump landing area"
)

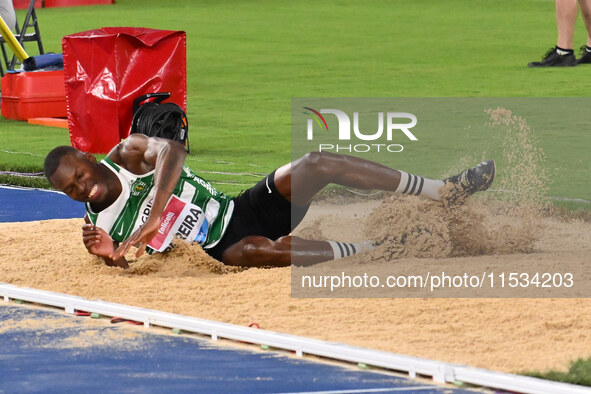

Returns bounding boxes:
[0,186,588,394]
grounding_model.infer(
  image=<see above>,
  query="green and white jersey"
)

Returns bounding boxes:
[86,158,234,253]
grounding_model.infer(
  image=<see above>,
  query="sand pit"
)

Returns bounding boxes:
[1,198,590,374]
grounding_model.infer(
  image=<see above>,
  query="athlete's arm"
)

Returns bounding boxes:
[108,134,187,260]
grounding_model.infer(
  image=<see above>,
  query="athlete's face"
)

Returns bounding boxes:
[49,152,109,203]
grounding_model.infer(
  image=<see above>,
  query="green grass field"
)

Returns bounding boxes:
[1,0,591,385]
[1,0,590,210]
[524,356,591,387]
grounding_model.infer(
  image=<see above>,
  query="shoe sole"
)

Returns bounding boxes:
[443,160,496,202]
[528,63,577,68]
[480,160,496,192]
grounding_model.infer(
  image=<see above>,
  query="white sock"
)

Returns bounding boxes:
[556,47,571,56]
[555,46,574,56]
[395,171,444,201]
[328,240,375,260]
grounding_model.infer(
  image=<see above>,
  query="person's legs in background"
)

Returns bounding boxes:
[0,0,16,31]
[529,0,578,67]
[577,0,591,63]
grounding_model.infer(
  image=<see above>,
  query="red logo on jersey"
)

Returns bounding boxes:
[148,196,186,251]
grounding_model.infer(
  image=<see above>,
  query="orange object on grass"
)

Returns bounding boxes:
[27,117,68,129]
[1,71,66,121]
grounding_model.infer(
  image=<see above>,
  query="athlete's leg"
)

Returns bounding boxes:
[221,153,495,267]
[222,235,371,267]
[273,151,444,206]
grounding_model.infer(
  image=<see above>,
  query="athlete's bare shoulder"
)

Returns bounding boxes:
[106,134,151,174]
[106,135,185,175]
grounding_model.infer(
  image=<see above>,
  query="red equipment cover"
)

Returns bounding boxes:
[62,27,187,153]
[12,0,42,9]
[13,0,113,8]
[44,0,114,7]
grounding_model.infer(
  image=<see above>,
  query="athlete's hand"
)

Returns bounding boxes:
[110,216,161,260]
[82,224,115,258]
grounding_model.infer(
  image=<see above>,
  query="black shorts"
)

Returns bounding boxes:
[205,170,310,261]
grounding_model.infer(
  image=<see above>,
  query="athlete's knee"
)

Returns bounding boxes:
[275,236,292,247]
[223,236,290,267]
[301,151,342,178]
[302,151,335,165]
[242,236,274,258]
[302,151,323,165]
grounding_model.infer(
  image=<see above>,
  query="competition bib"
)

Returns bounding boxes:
[147,195,209,252]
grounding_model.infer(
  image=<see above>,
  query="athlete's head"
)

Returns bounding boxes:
[44,146,108,203]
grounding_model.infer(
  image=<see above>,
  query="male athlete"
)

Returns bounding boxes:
[44,134,495,268]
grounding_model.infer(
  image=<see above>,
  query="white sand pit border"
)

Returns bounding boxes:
[1,282,588,394]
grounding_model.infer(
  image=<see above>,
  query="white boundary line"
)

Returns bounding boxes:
[0,283,588,394]
[488,188,591,205]
[3,185,590,205]
[278,387,438,394]
[0,185,65,195]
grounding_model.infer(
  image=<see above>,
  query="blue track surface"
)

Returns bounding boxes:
[0,186,85,222]
[0,187,474,393]
[0,304,474,394]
